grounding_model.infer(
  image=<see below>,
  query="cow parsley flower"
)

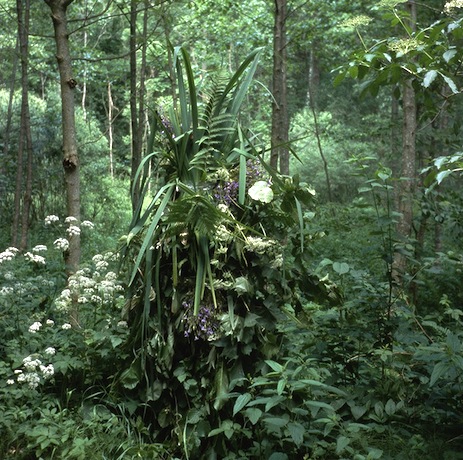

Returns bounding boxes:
[24,252,46,265]
[0,247,18,264]
[44,347,56,356]
[81,220,94,229]
[32,245,47,252]
[54,238,69,251]
[29,322,42,333]
[44,215,59,225]
[66,225,81,237]
[61,323,72,330]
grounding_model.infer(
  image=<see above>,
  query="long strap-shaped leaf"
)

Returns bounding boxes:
[215,48,262,118]
[129,183,175,286]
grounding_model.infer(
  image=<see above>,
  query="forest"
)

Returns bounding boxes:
[0,0,463,458]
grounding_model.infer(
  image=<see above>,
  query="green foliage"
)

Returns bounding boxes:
[118,48,340,457]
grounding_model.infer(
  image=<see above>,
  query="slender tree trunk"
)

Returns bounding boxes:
[308,44,333,203]
[44,0,81,274]
[271,0,289,175]
[129,0,141,211]
[107,80,114,178]
[2,39,18,210]
[17,0,34,251]
[393,0,417,281]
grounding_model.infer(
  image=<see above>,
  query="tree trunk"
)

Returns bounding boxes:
[107,80,115,178]
[271,0,289,175]
[17,0,34,251]
[393,0,417,281]
[2,39,18,216]
[44,0,81,274]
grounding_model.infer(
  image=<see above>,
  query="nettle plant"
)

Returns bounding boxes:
[118,48,339,458]
[0,217,132,459]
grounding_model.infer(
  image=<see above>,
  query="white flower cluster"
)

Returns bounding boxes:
[53,238,69,251]
[32,245,47,252]
[12,354,55,389]
[44,215,59,225]
[54,253,123,312]
[66,225,81,237]
[244,236,284,269]
[445,0,463,12]
[0,247,19,264]
[29,321,42,333]
[24,252,46,265]
[81,220,95,229]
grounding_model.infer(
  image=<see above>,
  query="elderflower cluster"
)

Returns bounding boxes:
[340,15,372,29]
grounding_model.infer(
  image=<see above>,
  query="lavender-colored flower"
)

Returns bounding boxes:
[182,301,220,341]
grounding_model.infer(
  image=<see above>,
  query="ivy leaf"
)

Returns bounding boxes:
[248,180,274,203]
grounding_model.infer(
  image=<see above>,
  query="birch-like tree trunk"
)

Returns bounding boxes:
[44,0,81,274]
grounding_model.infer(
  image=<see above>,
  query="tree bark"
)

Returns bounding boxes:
[44,0,81,274]
[270,0,289,175]
[17,0,34,251]
[393,0,417,281]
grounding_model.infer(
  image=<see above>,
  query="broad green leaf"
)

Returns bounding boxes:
[263,414,290,428]
[333,262,350,275]
[336,435,350,454]
[248,180,274,203]
[265,360,284,373]
[234,276,251,294]
[233,393,252,416]
[384,399,396,416]
[244,408,262,425]
[268,453,288,460]
[287,422,305,446]
[277,379,286,395]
